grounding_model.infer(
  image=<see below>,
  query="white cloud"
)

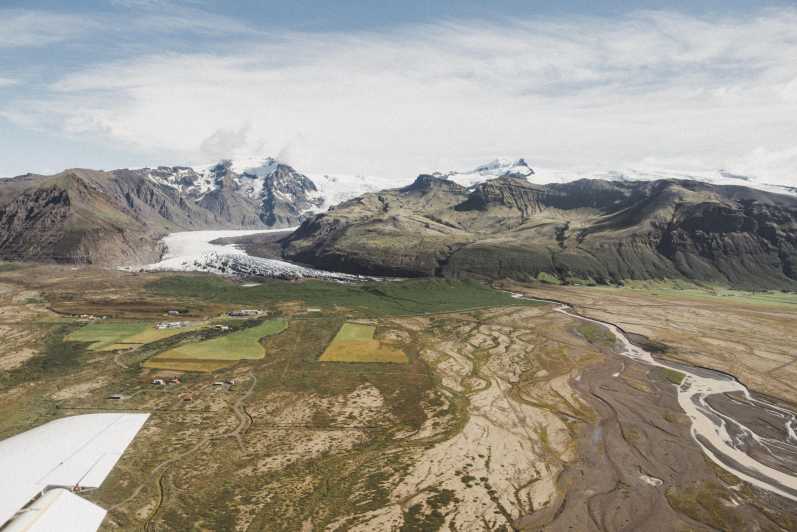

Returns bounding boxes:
[4,8,797,183]
[200,124,251,161]
[728,146,797,187]
[0,6,254,52]
[0,10,100,48]
[0,78,19,87]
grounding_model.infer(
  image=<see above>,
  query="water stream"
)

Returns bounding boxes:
[513,293,797,502]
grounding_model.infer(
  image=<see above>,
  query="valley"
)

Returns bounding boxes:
[6,3,797,530]
[1,261,795,530]
[2,158,797,531]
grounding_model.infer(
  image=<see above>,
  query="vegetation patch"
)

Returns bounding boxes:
[665,482,745,531]
[118,322,206,343]
[536,271,562,285]
[65,321,150,351]
[660,367,686,385]
[65,320,211,352]
[147,276,540,316]
[0,261,22,272]
[576,322,616,350]
[320,323,408,363]
[150,318,287,361]
[593,281,797,308]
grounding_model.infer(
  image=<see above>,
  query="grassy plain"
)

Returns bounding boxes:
[599,280,797,307]
[65,321,149,351]
[107,322,207,346]
[65,320,209,351]
[147,276,537,316]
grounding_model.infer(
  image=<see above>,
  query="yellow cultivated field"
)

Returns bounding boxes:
[320,322,408,363]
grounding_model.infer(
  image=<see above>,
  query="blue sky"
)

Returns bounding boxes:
[1,0,796,183]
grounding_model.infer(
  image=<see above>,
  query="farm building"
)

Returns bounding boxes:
[156,321,191,330]
[228,309,262,317]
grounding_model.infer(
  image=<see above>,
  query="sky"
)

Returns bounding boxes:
[1,0,796,185]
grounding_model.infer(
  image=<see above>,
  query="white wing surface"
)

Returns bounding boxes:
[2,488,106,532]
[0,413,149,531]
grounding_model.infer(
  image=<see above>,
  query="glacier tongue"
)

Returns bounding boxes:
[143,250,360,280]
[132,229,363,281]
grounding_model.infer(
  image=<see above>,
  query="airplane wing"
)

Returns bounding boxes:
[0,413,149,532]
[2,488,106,532]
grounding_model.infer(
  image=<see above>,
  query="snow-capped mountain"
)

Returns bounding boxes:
[438,158,535,187]
[139,156,398,227]
[526,166,797,197]
[140,155,795,232]
[146,158,323,221]
[433,158,795,197]
[3,155,792,268]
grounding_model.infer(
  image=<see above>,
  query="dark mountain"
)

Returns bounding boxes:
[0,158,326,265]
[0,169,243,265]
[3,158,796,290]
[137,158,323,227]
[282,175,797,289]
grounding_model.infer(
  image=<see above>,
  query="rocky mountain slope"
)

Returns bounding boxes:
[135,158,325,227]
[0,169,231,264]
[3,156,796,286]
[0,157,383,265]
[282,174,797,289]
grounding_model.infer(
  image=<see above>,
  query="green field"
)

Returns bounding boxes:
[152,318,287,361]
[65,321,150,351]
[65,320,208,351]
[147,276,539,316]
[102,322,207,350]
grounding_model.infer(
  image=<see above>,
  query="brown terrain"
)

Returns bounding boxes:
[0,263,795,530]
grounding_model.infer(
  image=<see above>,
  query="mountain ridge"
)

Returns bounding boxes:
[281,173,797,289]
[3,157,796,289]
